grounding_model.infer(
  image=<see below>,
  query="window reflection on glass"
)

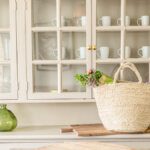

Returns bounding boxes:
[33,65,58,92]
[123,64,149,83]
[33,32,57,60]
[0,65,11,93]
[62,65,86,92]
[0,33,10,61]
[32,0,56,27]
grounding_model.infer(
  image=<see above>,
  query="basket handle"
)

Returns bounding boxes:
[113,62,142,83]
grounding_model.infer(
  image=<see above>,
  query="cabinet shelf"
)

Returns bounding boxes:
[0,99,95,104]
[60,27,86,32]
[96,58,121,64]
[61,60,87,64]
[32,60,58,65]
[96,58,150,64]
[126,26,150,31]
[32,60,87,65]
[96,26,150,32]
[0,60,10,64]
[96,26,121,32]
[0,28,10,33]
[32,27,58,32]
[32,27,86,32]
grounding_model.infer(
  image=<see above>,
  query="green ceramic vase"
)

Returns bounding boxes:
[0,104,17,131]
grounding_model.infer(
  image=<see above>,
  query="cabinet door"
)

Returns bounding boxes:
[26,0,92,99]
[0,0,17,99]
[91,0,121,98]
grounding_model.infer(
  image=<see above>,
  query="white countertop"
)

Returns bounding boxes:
[0,126,150,143]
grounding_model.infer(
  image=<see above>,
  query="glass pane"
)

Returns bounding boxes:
[97,0,120,26]
[62,65,86,92]
[96,32,120,59]
[0,65,11,93]
[62,32,86,60]
[33,65,58,92]
[97,64,149,83]
[33,32,57,60]
[123,64,149,83]
[0,33,10,61]
[61,0,86,26]
[32,0,56,27]
[96,64,119,78]
[126,0,150,26]
[0,0,9,28]
[126,31,150,58]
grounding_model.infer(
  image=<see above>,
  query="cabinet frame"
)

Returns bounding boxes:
[0,0,18,100]
[1,0,150,102]
[26,0,92,100]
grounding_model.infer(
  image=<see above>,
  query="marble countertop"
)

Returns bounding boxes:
[0,125,150,143]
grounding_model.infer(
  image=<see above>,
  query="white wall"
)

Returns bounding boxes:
[7,103,101,127]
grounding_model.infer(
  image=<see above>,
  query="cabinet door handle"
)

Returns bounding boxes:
[92,45,97,50]
[87,45,92,50]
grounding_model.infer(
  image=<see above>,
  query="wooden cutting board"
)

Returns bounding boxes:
[36,142,134,150]
[61,124,150,136]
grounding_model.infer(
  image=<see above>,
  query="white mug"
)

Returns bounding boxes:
[76,47,86,59]
[138,46,150,58]
[137,16,150,26]
[117,16,131,26]
[53,47,66,59]
[97,47,109,59]
[77,16,86,26]
[99,16,111,26]
[118,46,131,58]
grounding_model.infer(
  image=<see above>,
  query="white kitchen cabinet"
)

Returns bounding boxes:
[0,0,149,101]
[25,0,92,100]
[0,0,17,100]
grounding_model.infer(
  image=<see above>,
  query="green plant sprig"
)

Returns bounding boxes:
[75,70,103,87]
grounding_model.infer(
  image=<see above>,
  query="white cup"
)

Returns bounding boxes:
[117,16,131,26]
[99,16,111,26]
[137,16,150,26]
[76,47,86,59]
[97,47,109,59]
[53,47,66,59]
[80,16,86,26]
[138,46,150,58]
[118,46,131,58]
[77,16,86,26]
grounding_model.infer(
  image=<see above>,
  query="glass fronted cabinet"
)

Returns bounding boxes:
[26,0,92,99]
[0,0,150,101]
[0,0,17,100]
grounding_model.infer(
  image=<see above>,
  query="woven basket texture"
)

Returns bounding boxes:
[94,62,150,132]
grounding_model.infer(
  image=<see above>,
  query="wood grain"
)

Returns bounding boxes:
[61,124,150,136]
[61,127,73,133]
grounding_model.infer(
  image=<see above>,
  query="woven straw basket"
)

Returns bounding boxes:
[94,62,150,133]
